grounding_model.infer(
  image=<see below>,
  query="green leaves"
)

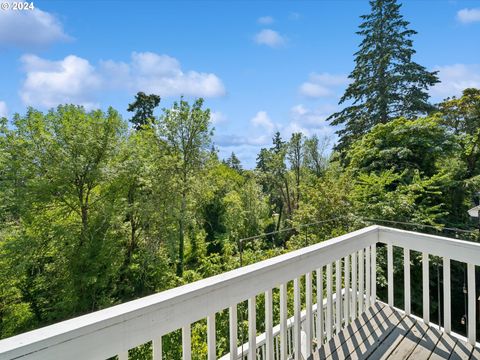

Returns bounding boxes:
[329,0,439,152]
[127,92,161,130]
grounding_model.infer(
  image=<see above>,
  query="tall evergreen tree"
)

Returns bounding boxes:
[127,92,161,130]
[225,152,242,172]
[328,0,439,152]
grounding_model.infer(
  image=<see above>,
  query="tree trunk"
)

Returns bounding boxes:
[177,190,186,277]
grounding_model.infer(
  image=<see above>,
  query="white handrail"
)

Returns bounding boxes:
[0,226,378,360]
[379,226,480,265]
[1,225,479,359]
[219,289,349,360]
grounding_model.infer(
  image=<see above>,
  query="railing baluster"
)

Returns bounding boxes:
[182,325,191,360]
[387,244,393,307]
[118,352,128,360]
[280,283,287,360]
[229,305,238,360]
[265,289,274,360]
[248,297,256,360]
[422,252,429,324]
[443,257,451,334]
[335,260,342,333]
[275,337,279,360]
[208,313,216,360]
[351,253,357,321]
[371,244,376,304]
[326,263,333,340]
[305,273,313,354]
[467,263,476,345]
[404,248,411,316]
[366,246,371,309]
[316,267,324,347]
[153,337,162,360]
[344,256,350,324]
[293,277,301,360]
[359,249,364,314]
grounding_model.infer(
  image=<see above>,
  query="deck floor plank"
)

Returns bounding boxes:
[429,333,458,360]
[406,326,442,359]
[314,303,387,360]
[451,339,474,359]
[309,303,478,360]
[366,315,417,360]
[346,310,404,360]
[469,345,480,360]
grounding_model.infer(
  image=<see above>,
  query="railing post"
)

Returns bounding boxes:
[351,253,357,321]
[387,244,393,307]
[335,260,342,333]
[326,263,333,340]
[467,263,476,345]
[207,314,216,360]
[404,248,411,316]
[305,273,313,355]
[371,244,376,304]
[344,256,350,323]
[265,289,274,360]
[229,305,238,360]
[293,278,301,360]
[280,283,287,360]
[248,297,256,360]
[316,267,324,346]
[366,247,371,309]
[443,257,451,334]
[422,252,430,324]
[182,325,191,360]
[359,249,364,314]
[153,337,162,360]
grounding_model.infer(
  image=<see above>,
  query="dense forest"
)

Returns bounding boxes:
[1,0,480,358]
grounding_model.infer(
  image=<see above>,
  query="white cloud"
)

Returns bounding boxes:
[102,52,226,97]
[0,1,70,48]
[20,52,226,108]
[251,111,276,133]
[215,111,277,148]
[20,54,101,109]
[299,83,332,98]
[457,8,480,24]
[210,111,227,125]
[299,72,349,98]
[257,16,274,25]
[286,104,337,138]
[0,101,7,117]
[254,29,286,48]
[430,64,480,99]
[215,133,270,147]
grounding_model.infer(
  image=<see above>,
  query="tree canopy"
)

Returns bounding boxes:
[329,0,439,152]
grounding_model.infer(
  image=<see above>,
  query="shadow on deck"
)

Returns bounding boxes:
[310,302,479,360]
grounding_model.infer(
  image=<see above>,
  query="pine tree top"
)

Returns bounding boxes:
[329,0,439,154]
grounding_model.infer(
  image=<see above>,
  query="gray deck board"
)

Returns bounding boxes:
[308,302,478,360]
[429,332,458,360]
[406,326,442,359]
[314,302,387,360]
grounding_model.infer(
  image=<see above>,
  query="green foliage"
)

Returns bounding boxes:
[158,97,213,276]
[346,116,457,225]
[127,92,161,130]
[2,89,480,358]
[329,0,439,152]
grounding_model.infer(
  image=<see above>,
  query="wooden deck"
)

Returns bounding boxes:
[311,302,480,360]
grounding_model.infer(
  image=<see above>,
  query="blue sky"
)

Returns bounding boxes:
[0,0,479,167]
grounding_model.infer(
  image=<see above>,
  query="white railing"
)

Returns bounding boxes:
[0,225,478,360]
